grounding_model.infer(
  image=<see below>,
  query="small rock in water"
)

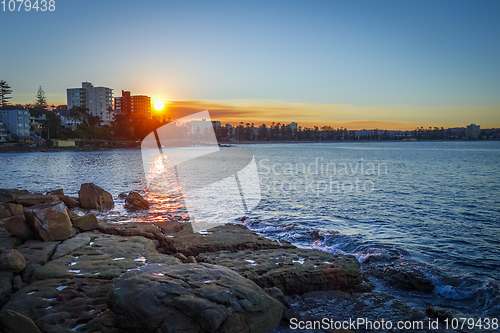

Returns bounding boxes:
[78,183,114,210]
[124,192,150,211]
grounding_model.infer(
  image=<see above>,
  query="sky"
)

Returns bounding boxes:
[1,0,499,130]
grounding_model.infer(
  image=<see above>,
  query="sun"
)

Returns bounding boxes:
[153,100,164,111]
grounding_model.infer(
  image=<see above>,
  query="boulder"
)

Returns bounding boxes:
[197,248,368,295]
[108,263,283,333]
[124,192,150,211]
[24,201,74,242]
[0,310,42,333]
[78,183,114,210]
[4,215,35,240]
[71,213,99,231]
[6,203,23,216]
[0,249,26,273]
[31,234,180,281]
[14,194,58,207]
[0,278,111,333]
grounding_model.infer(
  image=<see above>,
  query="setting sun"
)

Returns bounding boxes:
[153,100,164,111]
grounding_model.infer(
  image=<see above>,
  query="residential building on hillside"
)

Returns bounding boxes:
[0,106,32,142]
[67,82,114,124]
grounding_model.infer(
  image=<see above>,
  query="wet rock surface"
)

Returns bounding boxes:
[197,248,369,295]
[362,259,434,292]
[1,278,111,333]
[108,263,283,333]
[0,186,444,333]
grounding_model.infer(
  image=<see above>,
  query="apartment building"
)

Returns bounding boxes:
[114,90,151,121]
[67,82,114,124]
[0,106,31,142]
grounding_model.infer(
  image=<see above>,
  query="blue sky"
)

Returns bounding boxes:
[1,0,499,128]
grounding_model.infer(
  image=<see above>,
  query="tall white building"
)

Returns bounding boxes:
[0,106,31,142]
[67,82,113,124]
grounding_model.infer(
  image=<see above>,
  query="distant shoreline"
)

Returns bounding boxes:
[1,138,498,154]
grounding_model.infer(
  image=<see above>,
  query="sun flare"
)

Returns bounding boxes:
[153,100,164,111]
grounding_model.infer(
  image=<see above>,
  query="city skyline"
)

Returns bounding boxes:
[1,0,499,130]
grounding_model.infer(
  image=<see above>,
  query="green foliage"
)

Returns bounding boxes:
[35,86,47,109]
[0,80,12,106]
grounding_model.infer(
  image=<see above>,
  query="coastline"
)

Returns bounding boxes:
[0,185,476,333]
[1,138,497,154]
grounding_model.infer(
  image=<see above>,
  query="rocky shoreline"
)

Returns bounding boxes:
[0,184,469,333]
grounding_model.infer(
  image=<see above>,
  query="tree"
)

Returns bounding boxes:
[35,86,47,109]
[0,80,12,106]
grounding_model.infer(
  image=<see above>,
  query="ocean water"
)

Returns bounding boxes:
[1,141,499,316]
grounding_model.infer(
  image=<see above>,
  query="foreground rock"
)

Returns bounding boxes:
[124,191,150,211]
[0,309,42,333]
[0,278,111,333]
[108,263,283,333]
[24,201,74,241]
[78,183,114,210]
[198,248,369,295]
